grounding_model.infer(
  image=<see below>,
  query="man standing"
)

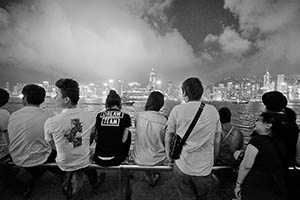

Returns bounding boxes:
[44,78,101,197]
[165,77,222,200]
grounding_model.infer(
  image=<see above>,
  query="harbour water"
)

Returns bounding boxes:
[5,98,300,126]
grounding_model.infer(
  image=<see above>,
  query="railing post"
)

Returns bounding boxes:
[120,167,133,200]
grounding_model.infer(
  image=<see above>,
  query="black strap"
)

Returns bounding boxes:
[181,102,205,145]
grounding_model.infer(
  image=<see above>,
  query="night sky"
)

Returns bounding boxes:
[0,0,299,86]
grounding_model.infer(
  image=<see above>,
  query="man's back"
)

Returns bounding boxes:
[217,126,243,166]
[44,108,95,171]
[167,101,222,176]
[8,106,53,167]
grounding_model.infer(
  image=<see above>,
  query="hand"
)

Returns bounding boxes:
[234,185,241,200]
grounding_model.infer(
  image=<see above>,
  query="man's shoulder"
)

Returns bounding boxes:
[0,108,10,117]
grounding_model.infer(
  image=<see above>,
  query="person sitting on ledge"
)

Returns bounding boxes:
[216,107,244,166]
[133,91,167,186]
[93,90,132,167]
[8,84,55,196]
[44,78,103,198]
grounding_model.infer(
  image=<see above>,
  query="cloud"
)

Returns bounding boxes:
[223,0,300,73]
[0,0,198,83]
[204,27,251,57]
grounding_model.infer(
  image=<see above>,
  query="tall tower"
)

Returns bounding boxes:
[149,68,156,90]
[263,68,271,91]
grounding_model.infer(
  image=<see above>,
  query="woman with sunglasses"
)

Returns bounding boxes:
[234,112,287,200]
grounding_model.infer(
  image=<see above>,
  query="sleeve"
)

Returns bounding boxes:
[44,119,53,142]
[166,107,176,133]
[216,118,222,133]
[95,113,101,127]
[249,136,263,151]
[124,113,131,128]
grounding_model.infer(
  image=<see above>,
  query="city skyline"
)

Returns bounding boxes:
[3,68,300,103]
[1,0,300,85]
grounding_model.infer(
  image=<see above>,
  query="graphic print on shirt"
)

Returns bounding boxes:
[63,118,83,148]
[100,111,123,127]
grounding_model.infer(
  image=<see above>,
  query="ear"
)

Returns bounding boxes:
[265,123,272,129]
[64,97,71,104]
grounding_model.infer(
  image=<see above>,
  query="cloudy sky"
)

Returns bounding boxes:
[0,0,299,86]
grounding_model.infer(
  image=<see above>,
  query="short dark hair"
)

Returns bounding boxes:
[22,84,46,105]
[0,88,10,107]
[106,90,121,109]
[55,79,79,105]
[145,91,164,111]
[219,107,231,123]
[181,77,203,101]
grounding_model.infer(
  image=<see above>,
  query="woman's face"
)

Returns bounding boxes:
[253,116,271,135]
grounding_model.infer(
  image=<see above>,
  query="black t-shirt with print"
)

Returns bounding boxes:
[94,108,131,157]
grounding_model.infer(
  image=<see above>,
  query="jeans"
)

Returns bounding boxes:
[174,163,218,200]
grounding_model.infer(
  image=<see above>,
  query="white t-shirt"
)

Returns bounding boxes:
[166,101,222,176]
[133,111,167,165]
[0,108,10,159]
[8,106,53,167]
[44,108,96,171]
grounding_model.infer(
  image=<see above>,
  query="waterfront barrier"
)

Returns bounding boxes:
[7,161,300,200]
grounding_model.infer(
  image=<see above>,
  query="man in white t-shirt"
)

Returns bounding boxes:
[44,78,103,197]
[8,85,54,169]
[165,77,222,200]
[8,84,55,197]
[0,88,10,162]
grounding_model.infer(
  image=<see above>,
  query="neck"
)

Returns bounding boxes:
[63,104,77,109]
[222,123,232,131]
[108,105,119,110]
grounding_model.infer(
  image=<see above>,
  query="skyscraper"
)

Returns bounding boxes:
[263,68,271,91]
[149,68,156,91]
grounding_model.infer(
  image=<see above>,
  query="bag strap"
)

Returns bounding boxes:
[221,126,234,143]
[181,102,205,145]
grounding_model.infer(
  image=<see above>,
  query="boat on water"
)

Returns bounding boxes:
[231,100,249,104]
[80,97,135,106]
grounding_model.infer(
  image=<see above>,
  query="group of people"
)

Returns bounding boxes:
[0,77,299,200]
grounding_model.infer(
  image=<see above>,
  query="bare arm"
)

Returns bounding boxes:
[122,127,130,143]
[296,134,300,166]
[90,126,97,145]
[48,140,56,150]
[165,131,174,162]
[2,130,10,145]
[234,144,258,199]
[214,131,221,163]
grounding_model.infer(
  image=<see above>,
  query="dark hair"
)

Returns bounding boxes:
[219,107,231,123]
[259,112,282,139]
[106,90,121,109]
[181,77,203,101]
[55,78,79,105]
[283,107,297,122]
[0,88,10,107]
[22,84,46,105]
[145,91,164,111]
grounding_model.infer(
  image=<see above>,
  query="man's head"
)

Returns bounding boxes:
[0,88,10,107]
[262,91,287,112]
[55,78,79,107]
[22,84,46,106]
[181,77,203,101]
[219,107,231,124]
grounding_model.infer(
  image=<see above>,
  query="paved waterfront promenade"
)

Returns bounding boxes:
[1,169,182,200]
